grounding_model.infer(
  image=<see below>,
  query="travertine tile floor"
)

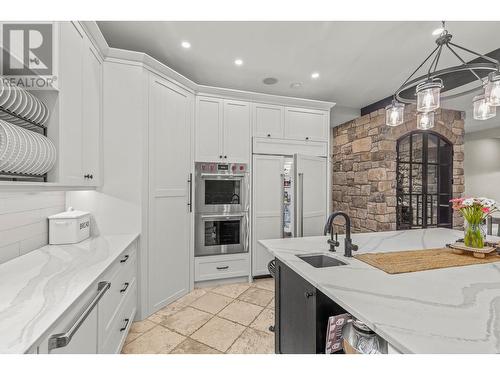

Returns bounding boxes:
[122,278,275,354]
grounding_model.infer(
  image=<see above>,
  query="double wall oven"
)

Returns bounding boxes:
[195,162,249,257]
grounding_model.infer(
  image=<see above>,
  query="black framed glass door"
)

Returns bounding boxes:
[396,131,453,229]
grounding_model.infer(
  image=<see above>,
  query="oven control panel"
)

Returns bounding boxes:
[196,162,247,174]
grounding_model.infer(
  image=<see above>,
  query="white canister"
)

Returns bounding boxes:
[48,208,91,245]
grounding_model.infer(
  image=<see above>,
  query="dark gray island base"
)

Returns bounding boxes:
[274,259,347,354]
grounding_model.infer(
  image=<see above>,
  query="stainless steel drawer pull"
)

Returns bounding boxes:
[216,266,229,270]
[120,255,129,263]
[120,282,130,294]
[120,319,130,332]
[48,281,111,350]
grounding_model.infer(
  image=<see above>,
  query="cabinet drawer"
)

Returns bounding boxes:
[195,254,249,281]
[98,243,137,346]
[101,280,137,354]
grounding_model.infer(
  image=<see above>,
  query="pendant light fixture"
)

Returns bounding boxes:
[473,94,497,120]
[485,71,500,106]
[417,112,435,130]
[385,99,405,126]
[416,79,443,112]
[385,21,500,128]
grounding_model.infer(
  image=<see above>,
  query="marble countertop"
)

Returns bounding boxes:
[0,234,139,354]
[260,228,500,354]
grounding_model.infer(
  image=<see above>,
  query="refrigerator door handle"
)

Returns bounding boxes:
[298,172,304,237]
[280,173,285,238]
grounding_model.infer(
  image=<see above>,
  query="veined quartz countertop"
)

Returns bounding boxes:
[0,234,139,354]
[260,228,500,354]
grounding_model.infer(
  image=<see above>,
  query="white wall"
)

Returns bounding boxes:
[464,127,500,203]
[0,191,65,264]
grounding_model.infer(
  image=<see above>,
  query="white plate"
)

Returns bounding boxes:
[46,136,56,174]
[17,127,35,174]
[22,93,34,120]
[3,85,17,112]
[16,89,29,117]
[25,92,38,121]
[10,87,23,114]
[15,127,29,173]
[38,133,55,175]
[31,132,45,175]
[0,121,11,171]
[31,96,43,124]
[40,101,50,125]
[0,122,18,172]
[21,128,37,174]
[0,81,11,107]
[9,124,28,173]
[33,133,47,175]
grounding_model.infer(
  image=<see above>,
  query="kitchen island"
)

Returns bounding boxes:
[260,228,500,354]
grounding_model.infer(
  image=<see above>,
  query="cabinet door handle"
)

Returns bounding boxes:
[224,155,227,159]
[48,281,111,350]
[305,137,309,140]
[120,318,130,332]
[216,265,229,270]
[304,291,314,299]
[267,133,271,137]
[120,282,130,294]
[187,173,193,212]
[120,255,129,263]
[219,155,223,159]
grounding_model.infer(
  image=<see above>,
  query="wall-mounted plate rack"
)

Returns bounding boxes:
[0,88,51,182]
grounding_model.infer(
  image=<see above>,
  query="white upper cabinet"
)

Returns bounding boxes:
[196,96,223,162]
[222,100,250,163]
[284,107,329,142]
[82,38,102,186]
[57,22,84,185]
[56,22,102,186]
[195,96,250,163]
[252,103,284,139]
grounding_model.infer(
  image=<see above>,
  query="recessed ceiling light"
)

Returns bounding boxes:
[234,59,243,66]
[181,41,191,49]
[311,72,320,79]
[290,82,302,89]
[432,27,444,36]
[263,77,278,85]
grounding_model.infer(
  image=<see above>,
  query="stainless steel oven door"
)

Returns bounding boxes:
[195,213,249,256]
[195,173,248,214]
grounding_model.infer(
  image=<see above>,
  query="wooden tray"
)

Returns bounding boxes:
[354,248,500,274]
[447,242,498,259]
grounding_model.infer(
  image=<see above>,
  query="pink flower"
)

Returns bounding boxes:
[482,207,490,213]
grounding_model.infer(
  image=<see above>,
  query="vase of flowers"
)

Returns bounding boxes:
[450,197,498,248]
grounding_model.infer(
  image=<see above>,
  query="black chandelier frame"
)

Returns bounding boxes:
[394,22,500,105]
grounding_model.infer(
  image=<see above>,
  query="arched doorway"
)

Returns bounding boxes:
[396,131,453,229]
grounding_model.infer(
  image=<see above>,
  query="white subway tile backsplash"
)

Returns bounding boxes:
[0,191,65,264]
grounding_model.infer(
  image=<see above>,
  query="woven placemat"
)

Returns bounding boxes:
[354,248,500,274]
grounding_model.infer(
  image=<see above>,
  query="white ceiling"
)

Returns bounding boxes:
[98,21,500,110]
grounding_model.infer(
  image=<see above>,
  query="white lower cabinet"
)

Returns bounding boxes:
[36,241,137,354]
[195,253,249,282]
[39,285,100,354]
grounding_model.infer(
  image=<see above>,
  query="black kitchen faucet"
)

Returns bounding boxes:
[324,211,358,257]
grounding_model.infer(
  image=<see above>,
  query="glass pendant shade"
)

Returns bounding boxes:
[416,79,443,112]
[417,111,435,130]
[473,94,496,120]
[485,72,500,107]
[385,100,405,126]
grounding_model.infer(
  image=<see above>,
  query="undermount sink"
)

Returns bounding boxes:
[297,254,347,268]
